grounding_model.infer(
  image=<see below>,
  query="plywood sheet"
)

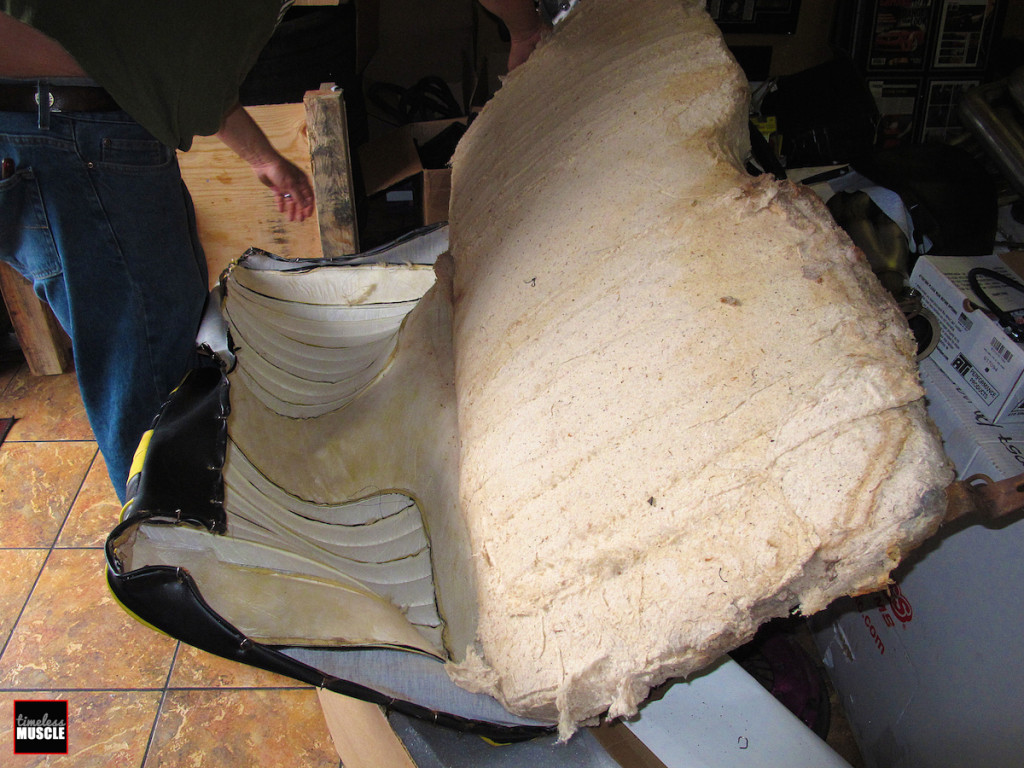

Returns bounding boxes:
[177,103,323,285]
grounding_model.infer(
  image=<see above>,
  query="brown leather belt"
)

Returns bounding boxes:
[0,83,119,113]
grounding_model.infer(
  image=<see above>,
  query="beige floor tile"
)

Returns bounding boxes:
[0,549,176,690]
[145,688,338,768]
[169,644,301,690]
[0,549,48,648]
[0,358,20,396]
[57,455,122,548]
[0,442,96,547]
[2,367,92,442]
[1,689,160,768]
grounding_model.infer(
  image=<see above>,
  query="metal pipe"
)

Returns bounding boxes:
[959,69,1024,201]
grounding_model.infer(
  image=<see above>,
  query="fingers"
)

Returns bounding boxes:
[273,179,315,222]
[275,191,304,221]
[256,157,315,222]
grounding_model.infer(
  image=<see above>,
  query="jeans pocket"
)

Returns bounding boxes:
[98,136,173,172]
[0,168,62,281]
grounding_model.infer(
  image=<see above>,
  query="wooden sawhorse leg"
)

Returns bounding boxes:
[0,261,72,376]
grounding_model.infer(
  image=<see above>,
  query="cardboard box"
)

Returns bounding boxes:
[910,252,1024,424]
[387,657,853,767]
[919,357,1024,479]
[811,356,1024,768]
[359,118,467,226]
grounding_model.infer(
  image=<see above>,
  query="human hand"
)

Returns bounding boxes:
[252,155,316,222]
[215,103,316,222]
[508,27,542,70]
[478,0,544,71]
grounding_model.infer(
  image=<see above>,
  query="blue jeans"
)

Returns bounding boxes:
[0,109,208,503]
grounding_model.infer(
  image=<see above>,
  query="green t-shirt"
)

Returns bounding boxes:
[4,0,284,149]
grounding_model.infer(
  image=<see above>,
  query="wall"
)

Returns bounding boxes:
[723,0,838,78]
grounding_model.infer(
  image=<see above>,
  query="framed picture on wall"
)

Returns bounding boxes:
[866,0,934,72]
[933,0,1000,69]
[869,79,923,148]
[706,0,801,34]
[920,78,979,142]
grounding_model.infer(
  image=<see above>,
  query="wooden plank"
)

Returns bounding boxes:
[177,103,323,285]
[591,720,669,768]
[0,262,72,376]
[422,168,452,225]
[317,689,417,768]
[303,85,359,257]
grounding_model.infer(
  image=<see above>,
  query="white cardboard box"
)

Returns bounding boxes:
[910,252,1024,424]
[812,357,1024,768]
[919,357,1024,478]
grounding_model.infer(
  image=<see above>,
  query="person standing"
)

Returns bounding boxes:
[0,1,314,502]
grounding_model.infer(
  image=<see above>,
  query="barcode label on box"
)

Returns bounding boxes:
[992,337,1014,363]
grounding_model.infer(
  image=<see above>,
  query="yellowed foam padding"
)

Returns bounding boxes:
[445,0,952,737]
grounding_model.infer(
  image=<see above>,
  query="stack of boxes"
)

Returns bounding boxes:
[811,251,1024,768]
[911,251,1024,433]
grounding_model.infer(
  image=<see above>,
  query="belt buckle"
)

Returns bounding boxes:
[35,83,58,130]
[34,89,60,113]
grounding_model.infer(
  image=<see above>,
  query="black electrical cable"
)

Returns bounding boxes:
[967,267,1024,340]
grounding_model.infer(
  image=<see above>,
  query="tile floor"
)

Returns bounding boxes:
[0,357,341,767]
